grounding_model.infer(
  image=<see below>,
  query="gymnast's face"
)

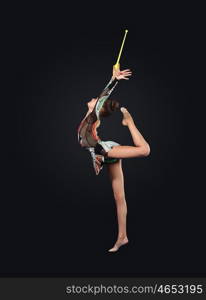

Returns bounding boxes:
[87,98,98,111]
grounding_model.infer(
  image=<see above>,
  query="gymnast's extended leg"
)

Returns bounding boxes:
[107,159,128,252]
[107,107,150,159]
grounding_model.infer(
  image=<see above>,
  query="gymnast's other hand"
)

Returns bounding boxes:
[112,67,132,80]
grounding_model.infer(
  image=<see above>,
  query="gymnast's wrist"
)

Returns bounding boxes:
[112,76,119,81]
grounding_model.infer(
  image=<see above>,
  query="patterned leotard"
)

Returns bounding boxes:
[77,77,120,175]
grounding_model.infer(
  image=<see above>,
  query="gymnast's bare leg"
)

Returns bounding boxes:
[108,107,150,159]
[107,108,150,252]
[107,159,128,252]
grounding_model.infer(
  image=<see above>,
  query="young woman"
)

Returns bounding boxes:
[77,67,150,252]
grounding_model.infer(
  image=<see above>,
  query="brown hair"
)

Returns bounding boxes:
[99,99,120,118]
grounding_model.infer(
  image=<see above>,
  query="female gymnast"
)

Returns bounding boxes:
[77,66,150,252]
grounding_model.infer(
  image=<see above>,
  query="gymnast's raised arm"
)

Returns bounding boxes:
[94,67,132,119]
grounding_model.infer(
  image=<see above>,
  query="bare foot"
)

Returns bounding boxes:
[108,237,129,252]
[120,107,134,126]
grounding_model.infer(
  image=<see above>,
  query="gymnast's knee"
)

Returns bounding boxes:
[113,192,126,203]
[140,143,150,157]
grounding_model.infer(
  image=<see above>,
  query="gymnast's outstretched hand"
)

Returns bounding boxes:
[112,66,132,80]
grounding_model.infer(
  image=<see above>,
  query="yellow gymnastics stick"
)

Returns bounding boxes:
[114,29,128,70]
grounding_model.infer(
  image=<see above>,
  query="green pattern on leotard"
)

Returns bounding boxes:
[94,77,118,119]
[104,157,119,164]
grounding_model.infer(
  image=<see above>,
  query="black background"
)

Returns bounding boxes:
[2,3,205,276]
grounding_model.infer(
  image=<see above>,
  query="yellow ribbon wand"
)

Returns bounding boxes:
[113,29,128,70]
